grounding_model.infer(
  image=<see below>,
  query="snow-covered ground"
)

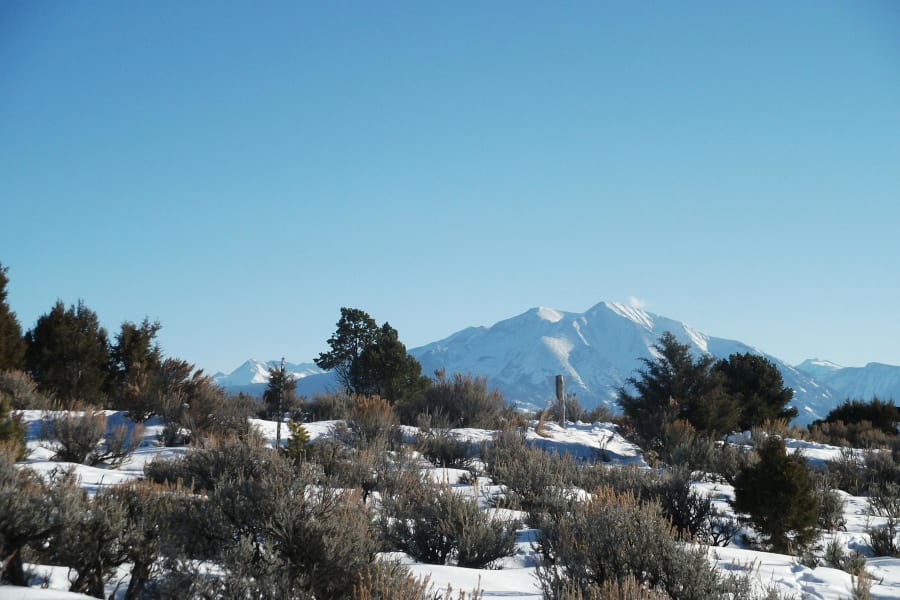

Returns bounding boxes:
[4,412,900,599]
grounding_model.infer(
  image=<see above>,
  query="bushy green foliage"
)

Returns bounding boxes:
[108,318,162,419]
[810,397,899,448]
[0,263,25,372]
[618,334,799,454]
[284,419,310,463]
[379,479,517,568]
[732,437,820,554]
[316,308,429,403]
[262,361,299,419]
[315,307,380,392]
[617,332,739,449]
[713,353,797,430]
[25,300,111,406]
[822,397,899,434]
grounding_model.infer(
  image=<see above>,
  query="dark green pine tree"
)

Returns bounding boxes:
[263,363,298,419]
[25,300,111,405]
[108,318,163,418]
[617,332,739,448]
[714,353,797,430]
[314,307,379,393]
[732,436,820,554]
[350,322,429,404]
[0,262,26,371]
[820,397,899,435]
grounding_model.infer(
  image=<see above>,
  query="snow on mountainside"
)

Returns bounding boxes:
[214,301,899,424]
[796,360,900,405]
[410,301,837,423]
[213,359,324,393]
[796,358,845,380]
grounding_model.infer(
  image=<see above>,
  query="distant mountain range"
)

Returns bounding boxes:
[213,301,900,424]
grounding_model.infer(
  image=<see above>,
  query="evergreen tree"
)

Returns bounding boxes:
[109,319,163,418]
[0,262,26,371]
[263,363,298,419]
[314,308,379,393]
[25,300,111,405]
[350,322,429,404]
[617,332,739,448]
[316,308,428,403]
[819,396,899,435]
[714,353,797,430]
[732,436,820,554]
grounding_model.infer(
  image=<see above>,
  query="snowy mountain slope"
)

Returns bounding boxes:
[796,360,900,404]
[410,301,837,423]
[213,359,327,395]
[214,301,900,424]
[213,359,323,386]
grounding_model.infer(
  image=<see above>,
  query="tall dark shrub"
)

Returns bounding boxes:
[0,262,25,372]
[731,437,820,554]
[25,300,110,406]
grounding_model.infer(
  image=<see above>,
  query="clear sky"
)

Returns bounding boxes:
[2,1,899,375]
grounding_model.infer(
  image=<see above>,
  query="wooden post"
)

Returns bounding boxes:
[275,357,285,449]
[555,374,565,428]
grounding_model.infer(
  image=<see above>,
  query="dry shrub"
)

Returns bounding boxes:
[351,394,398,447]
[306,390,355,421]
[379,480,516,568]
[0,369,52,410]
[416,429,472,468]
[42,407,144,466]
[354,563,484,600]
[399,372,506,429]
[535,487,723,599]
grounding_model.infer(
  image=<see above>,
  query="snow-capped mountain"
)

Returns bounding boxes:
[795,360,900,406]
[214,301,899,424]
[409,301,837,423]
[213,359,325,394]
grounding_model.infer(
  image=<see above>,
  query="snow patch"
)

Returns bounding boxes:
[604,301,654,329]
[572,320,590,346]
[683,325,709,353]
[536,306,563,323]
[541,335,573,363]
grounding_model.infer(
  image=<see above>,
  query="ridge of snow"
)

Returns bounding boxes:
[683,324,709,353]
[536,306,564,323]
[603,301,654,329]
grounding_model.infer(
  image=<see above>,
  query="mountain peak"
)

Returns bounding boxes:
[600,300,654,330]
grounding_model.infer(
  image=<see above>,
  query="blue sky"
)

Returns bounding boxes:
[2,1,899,374]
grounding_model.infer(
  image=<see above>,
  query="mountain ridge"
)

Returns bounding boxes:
[214,301,900,424]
